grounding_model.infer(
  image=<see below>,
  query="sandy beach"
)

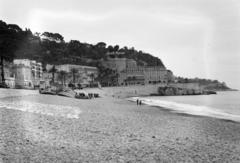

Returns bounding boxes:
[0,88,240,162]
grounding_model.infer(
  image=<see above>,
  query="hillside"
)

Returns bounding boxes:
[0,20,165,69]
[176,77,235,91]
[0,19,235,90]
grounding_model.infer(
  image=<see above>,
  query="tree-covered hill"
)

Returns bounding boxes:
[176,77,234,91]
[0,20,165,69]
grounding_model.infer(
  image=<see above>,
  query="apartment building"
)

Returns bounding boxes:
[13,59,43,88]
[101,57,137,72]
[101,53,174,86]
[118,66,173,86]
[13,64,33,88]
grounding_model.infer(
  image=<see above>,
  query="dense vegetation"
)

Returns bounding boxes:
[0,20,232,89]
[0,20,164,69]
[176,77,232,90]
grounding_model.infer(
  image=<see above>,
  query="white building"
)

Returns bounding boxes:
[13,59,43,88]
[13,64,33,88]
[101,55,174,86]
[118,66,172,86]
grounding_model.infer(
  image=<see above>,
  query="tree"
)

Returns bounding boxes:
[113,45,119,52]
[58,70,67,85]
[41,32,66,64]
[14,29,42,60]
[89,73,95,87]
[42,32,64,43]
[48,65,57,83]
[0,20,23,84]
[70,68,78,84]
[95,42,106,48]
[96,66,119,86]
[107,45,114,52]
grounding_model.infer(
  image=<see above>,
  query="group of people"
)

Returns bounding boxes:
[136,99,142,105]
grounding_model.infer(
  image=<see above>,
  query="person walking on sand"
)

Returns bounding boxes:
[139,100,142,105]
[137,99,139,105]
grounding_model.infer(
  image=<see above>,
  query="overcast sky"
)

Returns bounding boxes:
[1,0,240,89]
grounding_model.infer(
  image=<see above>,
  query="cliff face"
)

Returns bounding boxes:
[157,86,203,96]
[201,83,232,91]
[156,83,217,96]
[176,77,233,91]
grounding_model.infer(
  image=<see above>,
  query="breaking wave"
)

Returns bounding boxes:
[0,89,39,98]
[0,100,81,119]
[130,97,240,122]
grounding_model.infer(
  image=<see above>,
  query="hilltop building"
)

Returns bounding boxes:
[101,57,137,72]
[118,66,174,86]
[101,52,174,86]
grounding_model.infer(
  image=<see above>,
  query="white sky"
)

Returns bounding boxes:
[1,0,240,89]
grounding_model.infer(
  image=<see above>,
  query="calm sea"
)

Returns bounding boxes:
[132,91,240,122]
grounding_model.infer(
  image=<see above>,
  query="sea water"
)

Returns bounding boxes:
[131,91,240,122]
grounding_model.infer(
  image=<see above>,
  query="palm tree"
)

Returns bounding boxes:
[70,68,78,84]
[0,57,5,84]
[58,70,67,86]
[48,65,57,83]
[89,73,95,87]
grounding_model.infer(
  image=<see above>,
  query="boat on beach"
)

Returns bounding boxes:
[58,89,76,98]
[39,81,99,99]
[39,81,63,95]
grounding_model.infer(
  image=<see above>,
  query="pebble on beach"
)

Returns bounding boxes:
[0,89,240,162]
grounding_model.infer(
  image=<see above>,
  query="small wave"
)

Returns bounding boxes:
[130,97,240,122]
[0,89,38,98]
[0,101,81,119]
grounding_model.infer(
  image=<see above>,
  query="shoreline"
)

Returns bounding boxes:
[1,89,240,162]
[127,92,240,123]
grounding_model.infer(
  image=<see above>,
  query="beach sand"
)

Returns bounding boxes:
[0,88,240,162]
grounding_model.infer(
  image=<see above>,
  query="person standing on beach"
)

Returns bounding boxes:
[139,100,142,105]
[137,99,139,105]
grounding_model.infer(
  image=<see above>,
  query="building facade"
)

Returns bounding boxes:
[13,64,33,88]
[45,64,98,87]
[118,67,145,85]
[30,60,43,86]
[143,67,169,84]
[13,59,43,88]
[118,66,173,86]
[102,57,137,72]
[101,54,174,86]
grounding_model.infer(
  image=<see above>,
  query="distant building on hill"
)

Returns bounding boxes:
[101,54,174,86]
[118,66,174,86]
[101,57,137,72]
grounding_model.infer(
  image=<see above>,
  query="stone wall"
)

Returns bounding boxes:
[101,84,167,98]
[168,83,202,90]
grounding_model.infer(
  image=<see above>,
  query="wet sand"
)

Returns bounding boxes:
[0,89,240,162]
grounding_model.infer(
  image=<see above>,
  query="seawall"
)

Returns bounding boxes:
[84,83,214,98]
[85,84,167,98]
